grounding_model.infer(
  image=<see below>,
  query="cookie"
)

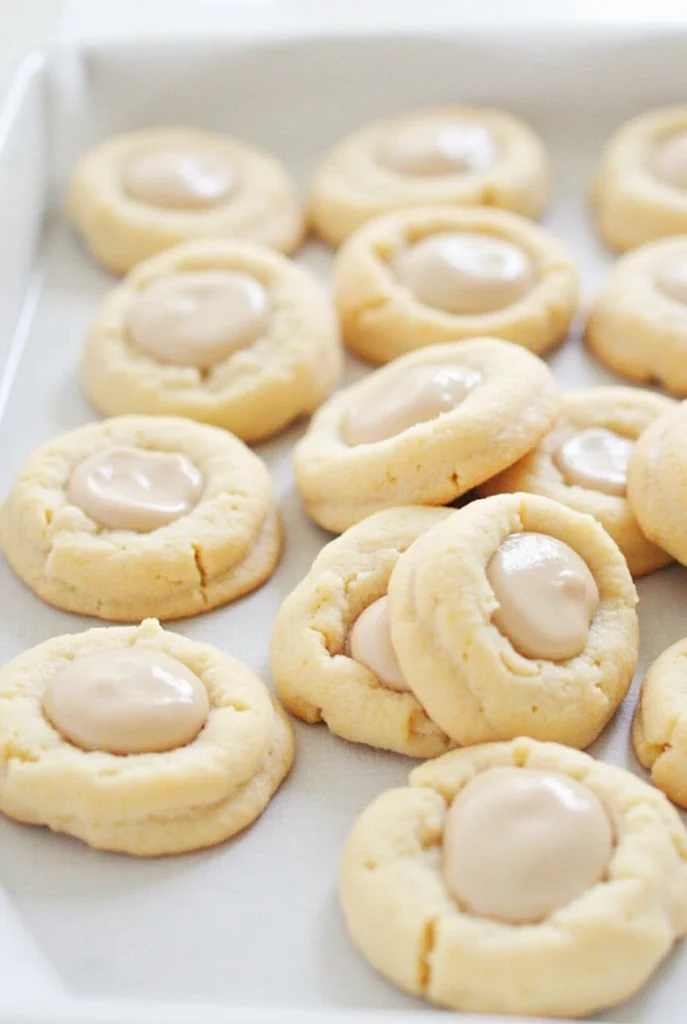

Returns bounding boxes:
[309,105,549,247]
[339,737,687,1018]
[333,205,578,364]
[633,638,687,808]
[270,507,453,758]
[0,415,280,621]
[81,240,342,442]
[387,492,638,748]
[627,400,687,567]
[0,619,294,856]
[586,236,687,394]
[67,127,305,273]
[593,105,687,251]
[294,338,561,533]
[481,387,675,576]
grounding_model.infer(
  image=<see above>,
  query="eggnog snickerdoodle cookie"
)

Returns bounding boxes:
[0,415,280,621]
[594,106,687,252]
[586,237,687,394]
[67,127,304,273]
[387,493,638,748]
[309,105,549,247]
[333,205,578,363]
[294,338,561,533]
[627,400,687,567]
[0,619,294,856]
[81,240,342,442]
[481,387,675,576]
[271,507,452,758]
[633,637,687,809]
[339,737,687,1018]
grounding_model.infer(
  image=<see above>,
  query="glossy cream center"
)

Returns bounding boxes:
[442,767,613,924]
[394,232,534,315]
[652,131,687,190]
[655,251,687,304]
[44,649,210,755]
[68,445,204,532]
[341,364,482,446]
[554,427,634,497]
[379,120,497,176]
[486,531,599,661]
[347,596,409,692]
[122,148,237,209]
[128,270,270,369]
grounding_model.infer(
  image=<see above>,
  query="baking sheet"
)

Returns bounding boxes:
[2,27,687,1024]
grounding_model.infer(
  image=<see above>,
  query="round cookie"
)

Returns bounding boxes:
[309,105,549,247]
[586,236,687,394]
[593,105,687,251]
[339,737,687,1018]
[270,506,453,758]
[81,240,342,442]
[0,618,294,856]
[387,492,638,748]
[67,127,305,273]
[294,338,561,533]
[0,415,280,621]
[333,205,578,363]
[481,387,675,576]
[633,638,687,808]
[627,400,687,567]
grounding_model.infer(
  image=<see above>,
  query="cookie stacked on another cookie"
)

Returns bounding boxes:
[274,492,638,755]
[386,492,638,750]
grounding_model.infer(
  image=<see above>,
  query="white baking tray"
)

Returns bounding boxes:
[2,25,687,1024]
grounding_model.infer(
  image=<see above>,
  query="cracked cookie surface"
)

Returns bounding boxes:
[67,127,305,273]
[0,619,294,856]
[294,338,561,533]
[333,205,578,364]
[339,737,687,1017]
[0,415,280,621]
[387,492,638,748]
[270,506,453,757]
[81,240,342,442]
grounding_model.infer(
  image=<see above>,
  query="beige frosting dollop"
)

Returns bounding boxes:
[347,596,409,692]
[652,131,687,190]
[128,270,270,370]
[122,148,237,209]
[554,427,634,497]
[44,648,210,755]
[379,120,497,177]
[655,251,687,304]
[68,445,204,532]
[342,364,482,446]
[487,531,599,661]
[393,232,535,315]
[442,766,613,925]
